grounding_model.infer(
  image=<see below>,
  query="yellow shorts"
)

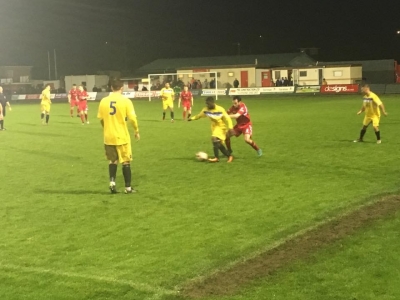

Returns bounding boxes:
[363,116,380,127]
[211,125,227,141]
[41,103,51,113]
[105,144,132,163]
[163,100,173,110]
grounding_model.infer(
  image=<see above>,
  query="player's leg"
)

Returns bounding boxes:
[118,144,136,193]
[226,125,240,154]
[70,101,74,117]
[209,130,232,163]
[187,106,192,120]
[0,106,5,130]
[243,126,262,156]
[105,145,118,193]
[182,106,187,120]
[45,111,50,124]
[162,101,167,120]
[79,105,85,124]
[169,103,174,122]
[355,118,370,142]
[40,104,45,124]
[372,117,381,144]
[84,105,89,124]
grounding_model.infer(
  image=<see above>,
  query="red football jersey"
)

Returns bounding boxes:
[180,91,192,102]
[227,102,251,126]
[69,88,78,101]
[77,90,88,101]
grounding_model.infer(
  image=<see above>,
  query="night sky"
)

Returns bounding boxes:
[0,0,399,79]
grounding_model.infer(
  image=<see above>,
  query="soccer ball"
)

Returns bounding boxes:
[196,151,208,161]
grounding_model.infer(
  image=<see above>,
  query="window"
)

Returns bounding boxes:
[228,72,234,77]
[274,71,281,79]
[20,76,29,83]
[210,72,221,77]
[178,74,184,78]
[333,70,343,77]
[299,71,307,77]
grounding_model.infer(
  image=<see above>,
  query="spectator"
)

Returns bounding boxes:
[284,77,289,86]
[203,79,209,88]
[233,78,239,88]
[209,78,216,89]
[142,85,148,91]
[92,86,98,92]
[322,78,328,85]
[197,80,202,89]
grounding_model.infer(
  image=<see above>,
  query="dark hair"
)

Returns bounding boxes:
[205,96,215,103]
[110,79,124,91]
[233,96,242,101]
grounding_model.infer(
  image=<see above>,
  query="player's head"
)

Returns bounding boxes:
[205,97,215,109]
[361,84,370,95]
[110,79,124,92]
[72,84,77,89]
[232,96,242,108]
[0,86,3,93]
[165,82,170,88]
[45,84,51,90]
[183,85,188,91]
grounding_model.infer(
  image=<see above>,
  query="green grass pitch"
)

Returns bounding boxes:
[0,94,399,300]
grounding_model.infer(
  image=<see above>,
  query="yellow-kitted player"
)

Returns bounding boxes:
[354,84,388,144]
[190,97,234,163]
[40,84,52,125]
[97,79,140,194]
[159,82,175,122]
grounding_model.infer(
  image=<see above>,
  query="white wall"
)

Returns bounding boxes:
[65,75,109,91]
[178,67,257,88]
[323,66,362,84]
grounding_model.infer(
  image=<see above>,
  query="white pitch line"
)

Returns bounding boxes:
[0,263,178,297]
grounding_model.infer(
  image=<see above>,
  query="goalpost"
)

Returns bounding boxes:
[147,72,219,102]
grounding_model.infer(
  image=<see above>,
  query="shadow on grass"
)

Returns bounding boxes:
[11,129,69,138]
[337,139,375,143]
[35,189,110,195]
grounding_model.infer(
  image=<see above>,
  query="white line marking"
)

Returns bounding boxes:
[0,263,178,297]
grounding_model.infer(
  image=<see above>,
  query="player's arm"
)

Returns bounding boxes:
[5,101,11,111]
[356,105,365,115]
[68,92,71,103]
[379,102,388,116]
[222,109,234,130]
[127,102,140,140]
[178,94,182,108]
[189,109,205,121]
[191,95,194,107]
[374,96,388,116]
[159,88,164,100]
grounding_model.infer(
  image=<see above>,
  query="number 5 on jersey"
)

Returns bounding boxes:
[110,101,116,115]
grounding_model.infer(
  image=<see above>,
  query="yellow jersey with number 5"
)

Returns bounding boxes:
[97,93,138,145]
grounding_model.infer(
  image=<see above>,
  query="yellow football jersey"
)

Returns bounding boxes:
[97,93,139,145]
[41,89,51,104]
[160,88,174,101]
[192,105,233,129]
[363,92,382,117]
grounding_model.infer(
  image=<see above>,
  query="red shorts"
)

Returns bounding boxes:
[182,102,191,110]
[232,124,252,137]
[70,100,78,107]
[78,101,88,112]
